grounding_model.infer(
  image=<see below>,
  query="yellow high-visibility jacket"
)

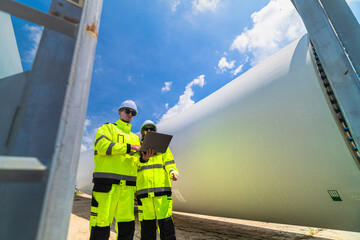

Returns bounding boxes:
[136,147,179,199]
[93,119,140,186]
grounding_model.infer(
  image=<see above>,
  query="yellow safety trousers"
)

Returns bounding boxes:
[90,184,136,232]
[138,195,173,221]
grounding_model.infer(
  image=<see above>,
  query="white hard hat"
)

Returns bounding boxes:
[118,100,138,114]
[141,120,157,132]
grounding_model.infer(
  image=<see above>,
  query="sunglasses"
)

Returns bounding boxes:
[121,108,137,116]
[144,127,155,132]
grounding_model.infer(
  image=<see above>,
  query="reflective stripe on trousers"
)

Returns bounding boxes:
[137,187,171,197]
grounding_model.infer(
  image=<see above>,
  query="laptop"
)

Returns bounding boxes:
[140,132,173,153]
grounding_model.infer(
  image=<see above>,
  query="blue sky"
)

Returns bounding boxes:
[10,0,360,151]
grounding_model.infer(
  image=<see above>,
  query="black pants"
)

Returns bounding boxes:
[140,217,176,240]
[90,221,135,240]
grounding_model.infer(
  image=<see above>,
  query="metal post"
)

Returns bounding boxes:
[319,0,360,78]
[292,0,360,165]
[36,0,103,238]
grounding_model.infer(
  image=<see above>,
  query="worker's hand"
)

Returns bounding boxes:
[142,148,156,161]
[131,145,141,151]
[171,172,178,181]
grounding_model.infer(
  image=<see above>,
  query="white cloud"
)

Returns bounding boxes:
[159,75,205,122]
[94,55,103,74]
[23,24,43,63]
[161,81,172,93]
[170,0,180,12]
[153,112,161,119]
[81,118,98,152]
[230,0,306,66]
[94,67,103,74]
[165,103,169,109]
[232,64,244,76]
[192,0,220,14]
[217,57,235,73]
[127,75,134,83]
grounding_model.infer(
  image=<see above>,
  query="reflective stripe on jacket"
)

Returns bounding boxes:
[136,147,178,199]
[93,119,140,185]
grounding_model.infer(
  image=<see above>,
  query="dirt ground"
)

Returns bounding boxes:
[67,193,360,240]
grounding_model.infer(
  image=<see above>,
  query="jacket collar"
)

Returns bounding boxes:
[115,119,132,134]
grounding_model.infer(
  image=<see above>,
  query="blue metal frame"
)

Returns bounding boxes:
[0,0,103,239]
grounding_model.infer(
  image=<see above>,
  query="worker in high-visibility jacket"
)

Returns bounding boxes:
[136,120,179,240]
[90,100,150,240]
